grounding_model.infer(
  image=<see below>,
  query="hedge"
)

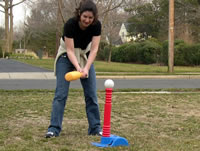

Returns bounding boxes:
[161,40,200,66]
[111,40,162,64]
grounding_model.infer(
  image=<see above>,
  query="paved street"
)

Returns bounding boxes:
[1,79,200,90]
[0,58,200,90]
[0,58,51,72]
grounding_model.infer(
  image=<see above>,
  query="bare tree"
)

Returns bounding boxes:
[0,0,9,58]
[95,0,127,62]
[62,0,126,40]
[55,0,65,56]
[105,10,128,62]
[9,0,13,53]
[0,0,26,58]
[96,0,126,38]
[15,0,128,58]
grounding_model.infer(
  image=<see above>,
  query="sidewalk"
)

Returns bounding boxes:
[1,59,200,80]
[1,72,200,79]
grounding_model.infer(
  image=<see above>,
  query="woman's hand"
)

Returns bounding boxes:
[81,67,89,79]
[76,67,88,79]
[76,67,82,73]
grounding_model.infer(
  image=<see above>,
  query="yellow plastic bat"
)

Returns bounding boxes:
[65,71,83,81]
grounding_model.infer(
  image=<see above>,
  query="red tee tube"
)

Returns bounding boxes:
[102,88,113,137]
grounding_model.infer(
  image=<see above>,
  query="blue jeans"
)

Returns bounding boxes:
[48,53,101,136]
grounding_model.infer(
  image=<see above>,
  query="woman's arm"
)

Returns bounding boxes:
[64,37,82,72]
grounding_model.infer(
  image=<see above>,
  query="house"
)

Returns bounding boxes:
[104,22,136,46]
[119,23,136,43]
[15,49,28,54]
[15,49,38,59]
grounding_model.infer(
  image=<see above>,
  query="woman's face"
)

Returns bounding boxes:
[79,11,94,29]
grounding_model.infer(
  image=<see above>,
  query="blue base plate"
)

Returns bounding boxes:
[92,134,129,148]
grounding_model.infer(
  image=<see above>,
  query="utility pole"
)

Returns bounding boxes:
[168,0,174,73]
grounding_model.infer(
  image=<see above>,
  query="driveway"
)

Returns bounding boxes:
[0,58,51,72]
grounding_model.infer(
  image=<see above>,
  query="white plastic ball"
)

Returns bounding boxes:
[104,79,114,88]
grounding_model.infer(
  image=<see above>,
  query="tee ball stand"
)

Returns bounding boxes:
[91,79,129,147]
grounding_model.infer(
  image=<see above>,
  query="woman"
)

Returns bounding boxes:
[45,0,102,138]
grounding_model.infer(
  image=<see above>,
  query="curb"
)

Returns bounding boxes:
[1,72,200,80]
[0,72,55,80]
[96,75,200,79]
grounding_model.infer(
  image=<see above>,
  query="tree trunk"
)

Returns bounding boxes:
[1,0,26,56]
[108,44,112,63]
[108,37,113,63]
[2,39,6,58]
[5,0,10,55]
[101,0,113,41]
[9,0,14,53]
[55,0,64,57]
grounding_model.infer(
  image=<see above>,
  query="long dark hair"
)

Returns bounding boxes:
[74,0,98,24]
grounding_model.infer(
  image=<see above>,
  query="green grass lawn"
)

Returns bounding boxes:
[1,89,200,151]
[14,59,200,75]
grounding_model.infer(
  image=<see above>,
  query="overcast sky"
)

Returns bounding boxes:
[0,1,28,27]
